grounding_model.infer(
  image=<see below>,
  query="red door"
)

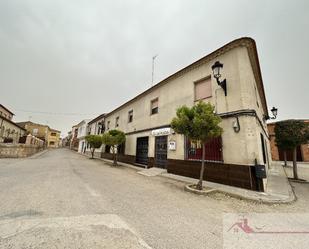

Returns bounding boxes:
[187,137,223,161]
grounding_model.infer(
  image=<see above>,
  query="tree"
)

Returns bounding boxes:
[171,101,223,190]
[275,120,309,179]
[102,129,126,166]
[85,135,103,159]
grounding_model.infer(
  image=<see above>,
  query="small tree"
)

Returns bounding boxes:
[85,135,103,159]
[275,120,309,179]
[171,101,223,190]
[102,129,126,166]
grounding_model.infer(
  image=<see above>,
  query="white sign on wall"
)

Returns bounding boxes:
[151,127,173,136]
[169,141,176,151]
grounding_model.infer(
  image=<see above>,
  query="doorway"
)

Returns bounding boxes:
[136,137,149,165]
[155,136,168,168]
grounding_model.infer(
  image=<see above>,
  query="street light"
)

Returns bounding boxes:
[270,107,278,118]
[264,107,278,120]
[211,61,227,96]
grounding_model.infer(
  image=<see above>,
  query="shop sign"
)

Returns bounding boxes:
[151,127,172,136]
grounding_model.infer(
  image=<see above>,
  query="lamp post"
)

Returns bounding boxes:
[265,107,278,120]
[211,61,227,96]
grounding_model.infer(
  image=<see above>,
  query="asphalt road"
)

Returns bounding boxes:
[0,149,308,249]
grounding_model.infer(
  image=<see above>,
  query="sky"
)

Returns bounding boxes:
[1,0,308,137]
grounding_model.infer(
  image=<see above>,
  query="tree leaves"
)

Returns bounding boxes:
[171,101,223,142]
[275,120,309,150]
[85,135,103,149]
[102,129,126,146]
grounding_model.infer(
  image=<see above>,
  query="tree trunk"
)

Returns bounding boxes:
[113,146,117,166]
[283,150,287,166]
[196,142,205,190]
[292,147,298,179]
[91,148,94,159]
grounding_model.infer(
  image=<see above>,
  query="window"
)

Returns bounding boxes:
[33,128,38,135]
[49,141,55,145]
[107,121,110,130]
[51,132,56,136]
[186,137,222,162]
[194,77,212,101]
[115,117,119,127]
[128,110,133,123]
[151,98,158,115]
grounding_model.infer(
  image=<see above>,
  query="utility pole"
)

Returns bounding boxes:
[152,54,158,86]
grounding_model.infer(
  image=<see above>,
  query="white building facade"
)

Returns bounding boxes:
[85,114,105,157]
[102,38,271,191]
[76,119,91,153]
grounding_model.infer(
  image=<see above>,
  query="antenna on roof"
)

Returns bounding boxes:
[152,54,158,86]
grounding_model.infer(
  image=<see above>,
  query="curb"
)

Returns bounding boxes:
[161,173,296,204]
[75,150,296,204]
[184,184,218,195]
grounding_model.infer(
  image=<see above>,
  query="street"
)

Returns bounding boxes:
[0,149,308,249]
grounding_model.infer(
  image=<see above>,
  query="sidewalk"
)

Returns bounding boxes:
[80,152,295,204]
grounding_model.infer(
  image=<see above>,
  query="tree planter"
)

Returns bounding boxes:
[184,184,217,196]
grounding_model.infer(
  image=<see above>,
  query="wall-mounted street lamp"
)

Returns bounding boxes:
[265,107,278,120]
[212,61,227,96]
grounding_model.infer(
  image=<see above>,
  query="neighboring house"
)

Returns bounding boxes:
[47,129,61,148]
[85,114,105,157]
[76,119,91,153]
[62,131,72,147]
[70,125,79,151]
[17,121,61,148]
[268,120,309,162]
[0,104,26,143]
[17,121,49,143]
[102,37,271,191]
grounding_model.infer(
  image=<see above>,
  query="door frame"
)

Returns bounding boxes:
[154,135,168,168]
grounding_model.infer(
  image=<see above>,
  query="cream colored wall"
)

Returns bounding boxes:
[104,45,268,166]
[0,119,25,143]
[47,131,60,148]
[105,48,244,133]
[237,47,271,167]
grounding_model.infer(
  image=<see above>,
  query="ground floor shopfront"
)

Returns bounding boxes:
[101,115,270,192]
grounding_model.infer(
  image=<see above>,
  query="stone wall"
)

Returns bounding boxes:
[0,144,44,158]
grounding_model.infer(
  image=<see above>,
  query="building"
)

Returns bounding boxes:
[62,131,72,147]
[47,129,61,148]
[70,125,79,151]
[268,120,309,162]
[17,121,61,148]
[85,114,105,157]
[102,37,271,191]
[76,119,91,153]
[0,104,26,143]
